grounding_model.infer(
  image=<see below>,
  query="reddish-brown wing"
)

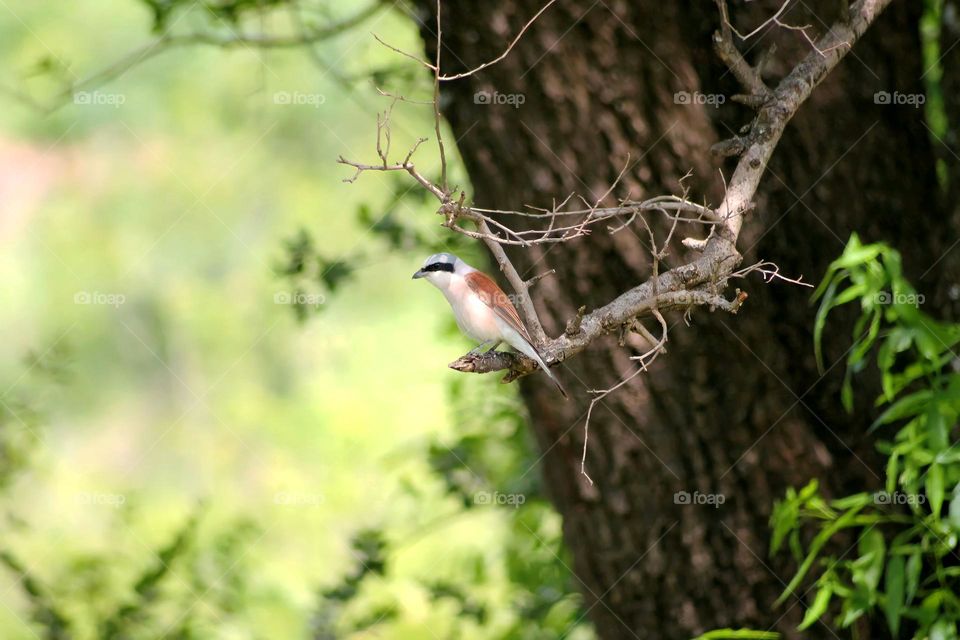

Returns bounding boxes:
[463,271,533,344]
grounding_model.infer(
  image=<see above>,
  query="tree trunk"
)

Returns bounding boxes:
[413,1,942,637]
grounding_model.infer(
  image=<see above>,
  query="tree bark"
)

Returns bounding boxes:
[413,1,941,637]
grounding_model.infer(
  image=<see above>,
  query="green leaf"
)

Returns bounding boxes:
[927,400,949,451]
[798,583,832,630]
[770,500,798,556]
[798,479,820,500]
[930,619,958,640]
[848,308,881,368]
[869,390,933,433]
[691,630,780,640]
[886,452,900,495]
[775,506,866,606]
[877,328,915,400]
[905,552,921,603]
[813,278,840,373]
[928,464,945,518]
[884,554,905,636]
[852,529,885,593]
[830,493,873,510]
[838,587,870,627]
[949,482,960,533]
[830,236,885,271]
[841,368,855,413]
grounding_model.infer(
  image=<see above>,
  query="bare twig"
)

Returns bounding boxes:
[372,34,436,70]
[726,0,793,41]
[734,261,815,287]
[343,0,890,387]
[714,0,771,98]
[525,269,555,288]
[6,2,389,114]
[580,309,669,483]
[437,0,559,80]
[774,18,851,57]
[433,0,448,190]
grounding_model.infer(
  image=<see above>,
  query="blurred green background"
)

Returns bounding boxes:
[0,2,590,638]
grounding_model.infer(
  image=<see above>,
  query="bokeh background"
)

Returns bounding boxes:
[0,2,591,638]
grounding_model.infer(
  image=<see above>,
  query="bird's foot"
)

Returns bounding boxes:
[466,342,492,357]
[466,340,502,358]
[485,340,502,353]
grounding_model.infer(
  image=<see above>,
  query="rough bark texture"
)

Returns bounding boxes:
[936,0,960,320]
[413,1,946,637]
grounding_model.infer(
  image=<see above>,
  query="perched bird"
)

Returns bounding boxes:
[413,253,567,398]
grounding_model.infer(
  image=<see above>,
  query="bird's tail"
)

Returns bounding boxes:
[518,341,568,399]
[540,358,569,399]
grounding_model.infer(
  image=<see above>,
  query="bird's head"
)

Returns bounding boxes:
[412,252,467,290]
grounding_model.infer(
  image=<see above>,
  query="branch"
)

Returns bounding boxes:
[7,1,389,113]
[437,0,559,80]
[714,0,887,243]
[448,0,890,380]
[713,0,771,99]
[449,273,748,380]
[340,0,890,384]
[579,309,669,484]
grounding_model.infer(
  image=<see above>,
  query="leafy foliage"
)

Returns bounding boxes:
[771,235,960,638]
[139,0,294,33]
[311,529,391,639]
[0,346,273,639]
[0,340,70,490]
[308,376,593,639]
[275,174,470,322]
[690,631,780,640]
[435,378,590,638]
[2,506,263,639]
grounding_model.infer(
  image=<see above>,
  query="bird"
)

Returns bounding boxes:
[412,252,568,398]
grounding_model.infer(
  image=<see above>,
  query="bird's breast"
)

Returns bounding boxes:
[444,277,501,342]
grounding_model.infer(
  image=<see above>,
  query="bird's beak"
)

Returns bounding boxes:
[412,269,425,279]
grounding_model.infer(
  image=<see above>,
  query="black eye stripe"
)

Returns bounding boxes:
[423,262,454,273]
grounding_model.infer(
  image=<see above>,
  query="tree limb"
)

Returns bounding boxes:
[336,0,891,384]
[448,0,891,380]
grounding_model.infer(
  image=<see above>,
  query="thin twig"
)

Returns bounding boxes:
[437,0,559,80]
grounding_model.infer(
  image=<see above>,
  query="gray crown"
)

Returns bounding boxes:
[422,252,458,267]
